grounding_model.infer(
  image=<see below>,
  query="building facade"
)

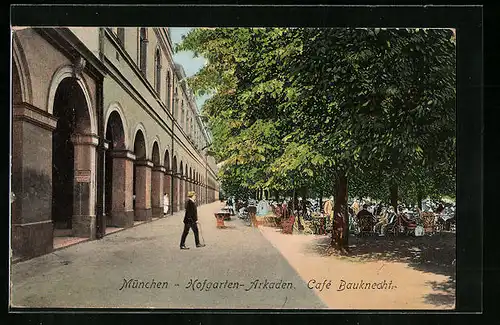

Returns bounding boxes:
[11,27,219,259]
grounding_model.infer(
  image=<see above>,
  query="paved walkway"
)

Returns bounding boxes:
[259,226,455,310]
[10,202,326,309]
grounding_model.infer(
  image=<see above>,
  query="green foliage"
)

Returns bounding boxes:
[176,27,456,203]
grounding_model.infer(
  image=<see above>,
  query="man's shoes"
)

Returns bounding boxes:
[196,244,206,248]
[180,246,190,250]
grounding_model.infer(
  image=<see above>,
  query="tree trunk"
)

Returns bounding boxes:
[292,189,297,213]
[298,186,307,230]
[274,190,279,202]
[417,191,423,210]
[332,171,349,252]
[301,187,307,213]
[319,192,323,213]
[390,184,398,214]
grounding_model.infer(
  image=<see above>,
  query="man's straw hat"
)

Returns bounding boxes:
[187,191,196,198]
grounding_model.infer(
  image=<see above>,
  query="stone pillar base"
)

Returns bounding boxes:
[111,210,134,228]
[135,208,152,221]
[11,220,54,258]
[72,215,97,239]
[152,207,164,218]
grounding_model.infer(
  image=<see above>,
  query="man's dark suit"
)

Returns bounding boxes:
[180,198,200,247]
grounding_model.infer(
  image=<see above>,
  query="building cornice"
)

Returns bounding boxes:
[35,27,108,81]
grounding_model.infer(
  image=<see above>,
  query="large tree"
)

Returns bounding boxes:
[176,27,456,251]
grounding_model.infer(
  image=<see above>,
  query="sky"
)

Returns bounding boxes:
[170,27,211,111]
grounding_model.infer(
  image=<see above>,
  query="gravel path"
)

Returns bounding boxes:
[259,226,455,310]
[10,202,326,309]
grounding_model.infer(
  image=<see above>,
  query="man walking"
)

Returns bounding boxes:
[180,191,206,250]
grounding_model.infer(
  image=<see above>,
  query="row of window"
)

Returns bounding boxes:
[114,27,206,152]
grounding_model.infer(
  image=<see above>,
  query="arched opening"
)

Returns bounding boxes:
[152,142,160,166]
[180,100,185,129]
[139,28,148,76]
[104,111,126,227]
[166,71,171,112]
[172,156,178,212]
[52,77,92,232]
[133,130,146,214]
[12,61,23,104]
[189,167,192,192]
[163,150,171,213]
[194,170,197,195]
[151,141,163,218]
[154,48,162,94]
[11,61,23,230]
[179,161,184,210]
[174,88,179,120]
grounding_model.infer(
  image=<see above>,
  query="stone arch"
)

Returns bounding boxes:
[163,149,170,170]
[150,135,161,161]
[151,141,160,166]
[133,128,147,160]
[162,148,171,205]
[131,123,148,159]
[154,46,162,93]
[47,64,96,134]
[172,156,178,173]
[12,33,33,104]
[105,111,126,150]
[105,102,129,149]
[172,155,179,212]
[104,109,128,225]
[12,59,23,105]
[51,76,96,232]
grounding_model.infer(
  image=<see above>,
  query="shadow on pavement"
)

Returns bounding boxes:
[304,231,456,307]
[423,278,456,307]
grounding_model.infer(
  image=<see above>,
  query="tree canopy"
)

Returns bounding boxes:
[176,27,456,248]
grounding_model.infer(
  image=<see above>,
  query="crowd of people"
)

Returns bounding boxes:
[224,195,456,237]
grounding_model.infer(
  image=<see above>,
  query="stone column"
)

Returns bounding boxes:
[134,160,153,221]
[179,175,185,211]
[163,171,171,214]
[172,173,178,212]
[109,150,135,228]
[11,103,57,258]
[71,133,99,239]
[151,166,165,218]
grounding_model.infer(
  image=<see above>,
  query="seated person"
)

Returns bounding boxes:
[373,209,389,236]
[435,203,445,214]
[356,204,375,231]
[374,203,384,217]
[397,209,416,226]
[356,204,374,220]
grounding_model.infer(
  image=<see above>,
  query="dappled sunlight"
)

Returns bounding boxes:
[259,225,455,309]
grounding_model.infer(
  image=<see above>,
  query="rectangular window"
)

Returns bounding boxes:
[166,73,171,112]
[117,28,125,46]
[139,28,148,76]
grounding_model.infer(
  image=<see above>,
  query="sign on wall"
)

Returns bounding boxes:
[74,170,91,183]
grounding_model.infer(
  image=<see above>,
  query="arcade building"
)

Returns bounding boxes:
[11,27,219,260]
